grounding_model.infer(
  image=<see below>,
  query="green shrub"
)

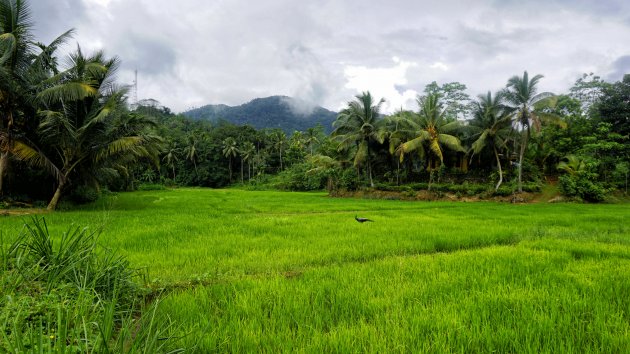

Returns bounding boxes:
[138,183,168,191]
[69,185,100,204]
[273,163,326,191]
[494,185,514,196]
[445,183,488,195]
[522,182,542,193]
[338,168,359,191]
[377,182,492,196]
[374,183,412,192]
[559,174,608,202]
[407,183,429,190]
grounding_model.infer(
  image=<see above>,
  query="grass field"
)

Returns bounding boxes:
[1,188,629,352]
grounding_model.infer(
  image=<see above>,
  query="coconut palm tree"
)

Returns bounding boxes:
[183,134,199,176]
[12,48,162,210]
[0,0,37,194]
[252,150,267,177]
[222,137,238,182]
[383,111,411,185]
[397,93,464,171]
[304,126,321,155]
[290,131,304,150]
[31,29,75,76]
[0,2,76,195]
[503,71,555,192]
[269,130,287,171]
[469,91,514,191]
[332,91,385,187]
[240,141,255,180]
[162,142,180,180]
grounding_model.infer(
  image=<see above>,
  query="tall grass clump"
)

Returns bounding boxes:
[0,217,183,353]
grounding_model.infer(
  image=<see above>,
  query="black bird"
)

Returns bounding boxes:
[355,215,373,223]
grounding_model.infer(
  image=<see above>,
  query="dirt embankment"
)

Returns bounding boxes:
[331,189,542,203]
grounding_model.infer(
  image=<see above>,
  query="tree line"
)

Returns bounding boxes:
[110,72,630,203]
[1,0,628,210]
[322,74,628,201]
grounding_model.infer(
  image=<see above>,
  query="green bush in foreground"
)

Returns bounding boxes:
[0,218,182,353]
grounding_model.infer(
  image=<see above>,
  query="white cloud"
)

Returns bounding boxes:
[83,0,111,7]
[344,58,419,112]
[430,62,449,71]
[31,0,630,114]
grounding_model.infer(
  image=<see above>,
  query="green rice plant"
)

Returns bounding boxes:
[1,189,628,352]
[0,217,184,353]
[160,245,630,352]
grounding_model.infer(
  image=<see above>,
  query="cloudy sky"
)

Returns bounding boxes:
[32,0,630,113]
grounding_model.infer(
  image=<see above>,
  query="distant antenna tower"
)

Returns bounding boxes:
[132,69,138,105]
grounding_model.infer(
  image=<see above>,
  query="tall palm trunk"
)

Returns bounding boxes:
[517,128,529,193]
[240,157,244,183]
[279,149,283,171]
[0,111,14,195]
[494,146,503,191]
[0,152,8,195]
[367,143,374,187]
[228,156,232,182]
[47,180,66,211]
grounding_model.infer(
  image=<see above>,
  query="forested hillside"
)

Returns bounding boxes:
[183,96,337,134]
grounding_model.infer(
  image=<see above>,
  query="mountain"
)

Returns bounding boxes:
[182,96,337,133]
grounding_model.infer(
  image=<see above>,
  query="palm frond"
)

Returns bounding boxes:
[42,28,75,51]
[96,136,143,162]
[429,138,443,162]
[440,120,460,133]
[11,139,62,182]
[0,0,34,32]
[31,28,75,73]
[438,134,465,153]
[79,90,123,133]
[94,166,121,180]
[306,154,340,174]
[537,112,567,128]
[38,81,98,104]
[400,135,427,155]
[38,109,77,140]
[470,130,489,155]
[335,133,361,152]
[557,155,586,175]
[0,0,34,58]
[532,92,556,106]
[0,32,16,64]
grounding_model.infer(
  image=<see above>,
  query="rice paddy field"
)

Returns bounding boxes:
[1,188,630,352]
